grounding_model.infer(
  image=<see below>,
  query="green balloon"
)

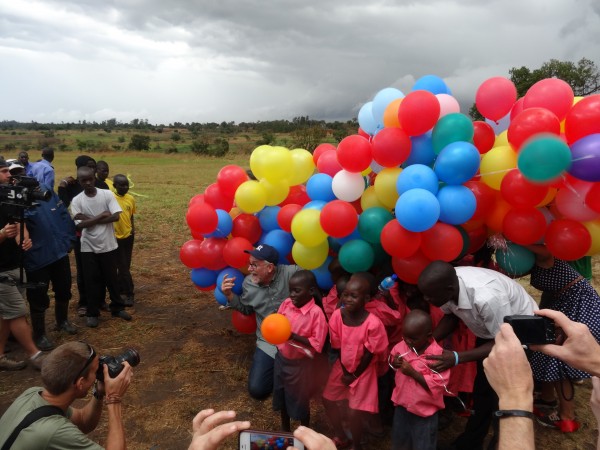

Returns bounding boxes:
[339,239,375,273]
[358,207,393,244]
[518,135,572,182]
[495,242,535,277]
[370,242,389,268]
[432,113,474,154]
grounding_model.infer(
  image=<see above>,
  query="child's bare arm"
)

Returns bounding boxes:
[96,211,121,224]
[400,360,431,393]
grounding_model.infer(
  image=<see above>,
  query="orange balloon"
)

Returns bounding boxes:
[484,195,511,233]
[383,98,403,128]
[261,313,292,345]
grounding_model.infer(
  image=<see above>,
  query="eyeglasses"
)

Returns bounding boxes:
[73,343,96,384]
[248,261,271,269]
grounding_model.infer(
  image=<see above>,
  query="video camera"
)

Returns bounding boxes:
[0,176,51,207]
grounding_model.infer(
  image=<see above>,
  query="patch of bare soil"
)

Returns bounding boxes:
[1,247,599,449]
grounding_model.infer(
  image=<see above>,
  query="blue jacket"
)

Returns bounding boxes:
[24,185,76,272]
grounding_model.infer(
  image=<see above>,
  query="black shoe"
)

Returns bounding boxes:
[112,310,132,321]
[123,295,134,307]
[56,321,78,335]
[34,335,55,351]
[86,316,99,328]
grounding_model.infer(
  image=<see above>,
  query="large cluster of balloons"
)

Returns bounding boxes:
[181,73,600,331]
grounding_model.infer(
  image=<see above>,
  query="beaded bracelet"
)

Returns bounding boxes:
[105,395,122,405]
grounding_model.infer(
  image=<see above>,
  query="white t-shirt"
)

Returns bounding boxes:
[71,189,121,253]
[440,266,538,339]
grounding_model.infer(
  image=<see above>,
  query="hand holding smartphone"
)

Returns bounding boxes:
[239,430,304,450]
[504,315,556,346]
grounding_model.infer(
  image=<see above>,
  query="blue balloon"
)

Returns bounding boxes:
[434,141,481,185]
[496,243,535,277]
[437,185,476,225]
[191,268,218,288]
[372,87,404,125]
[263,229,294,263]
[258,206,281,232]
[205,209,233,238]
[213,288,228,306]
[216,267,244,294]
[396,164,439,195]
[358,102,378,135]
[412,75,450,95]
[404,132,435,167]
[306,173,335,202]
[303,200,327,211]
[312,256,334,290]
[395,188,440,232]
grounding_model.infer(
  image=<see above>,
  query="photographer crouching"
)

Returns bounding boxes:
[0,341,138,449]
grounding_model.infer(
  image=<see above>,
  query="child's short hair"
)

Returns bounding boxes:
[352,272,377,297]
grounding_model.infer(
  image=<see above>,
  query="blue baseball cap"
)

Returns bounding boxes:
[244,244,279,265]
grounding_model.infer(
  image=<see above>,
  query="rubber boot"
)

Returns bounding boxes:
[31,313,54,351]
[55,302,78,335]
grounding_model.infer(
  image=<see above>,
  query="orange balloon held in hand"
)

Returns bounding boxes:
[261,313,292,345]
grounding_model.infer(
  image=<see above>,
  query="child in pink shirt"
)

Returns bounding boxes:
[273,270,328,431]
[322,265,350,321]
[390,310,450,450]
[322,273,388,450]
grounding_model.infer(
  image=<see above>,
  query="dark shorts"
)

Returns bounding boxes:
[272,352,315,421]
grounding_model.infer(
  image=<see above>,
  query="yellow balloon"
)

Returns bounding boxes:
[583,220,600,256]
[292,240,329,269]
[361,166,372,177]
[262,146,292,182]
[291,209,327,247]
[480,146,517,190]
[249,145,271,180]
[536,187,557,207]
[361,185,387,210]
[288,148,315,186]
[260,178,289,206]
[374,167,402,209]
[494,130,509,148]
[234,180,267,213]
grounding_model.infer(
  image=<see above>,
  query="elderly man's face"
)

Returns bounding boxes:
[247,257,274,285]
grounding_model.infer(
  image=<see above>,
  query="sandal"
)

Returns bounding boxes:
[331,436,352,449]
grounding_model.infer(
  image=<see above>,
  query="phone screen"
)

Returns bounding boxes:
[239,430,303,450]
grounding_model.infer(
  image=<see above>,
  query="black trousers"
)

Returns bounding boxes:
[116,235,134,296]
[81,250,124,317]
[26,255,72,317]
[74,236,87,308]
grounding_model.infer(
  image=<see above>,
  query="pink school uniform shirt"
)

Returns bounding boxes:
[276,298,328,359]
[323,309,388,413]
[365,298,403,347]
[390,339,450,417]
[322,285,339,321]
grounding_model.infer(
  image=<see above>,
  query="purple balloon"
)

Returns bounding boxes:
[569,133,600,182]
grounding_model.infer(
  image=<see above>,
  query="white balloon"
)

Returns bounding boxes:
[332,170,366,202]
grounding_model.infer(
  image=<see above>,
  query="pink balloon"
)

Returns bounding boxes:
[510,97,525,121]
[316,150,343,177]
[313,143,336,165]
[337,135,373,173]
[475,77,517,121]
[436,94,460,118]
[523,78,574,122]
[555,180,600,222]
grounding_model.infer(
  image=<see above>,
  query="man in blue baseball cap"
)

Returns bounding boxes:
[221,244,299,399]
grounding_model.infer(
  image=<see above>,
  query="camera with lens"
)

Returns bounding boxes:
[96,348,140,381]
[504,315,556,346]
[0,176,51,211]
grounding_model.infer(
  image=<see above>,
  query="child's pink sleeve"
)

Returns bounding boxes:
[329,310,342,349]
[308,309,328,353]
[322,286,338,320]
[364,316,388,356]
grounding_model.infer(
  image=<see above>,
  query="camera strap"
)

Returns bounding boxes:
[1,405,65,450]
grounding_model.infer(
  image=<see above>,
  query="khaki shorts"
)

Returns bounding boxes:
[0,268,27,320]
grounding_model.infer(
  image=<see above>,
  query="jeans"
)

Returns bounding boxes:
[392,405,438,450]
[248,347,275,400]
[81,250,125,317]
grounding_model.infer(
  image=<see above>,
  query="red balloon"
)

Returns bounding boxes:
[199,238,228,270]
[502,208,546,245]
[232,311,257,334]
[186,203,218,234]
[190,229,204,240]
[472,121,495,154]
[223,236,254,268]
[510,97,525,121]
[391,250,431,284]
[464,181,496,221]
[180,239,205,268]
[358,127,370,139]
[320,200,358,238]
[545,219,591,260]
[204,183,234,211]
[371,127,412,167]
[231,214,262,244]
[337,135,373,173]
[398,90,441,136]
[316,149,343,177]
[500,170,549,208]
[277,204,302,232]
[564,94,600,144]
[280,184,310,207]
[313,143,336,165]
[507,107,561,151]
[466,225,488,254]
[420,223,463,262]
[586,183,600,213]
[523,78,574,121]
[380,220,421,258]
[195,284,216,292]
[350,198,363,215]
[217,165,249,197]
[475,77,517,121]
[189,194,205,206]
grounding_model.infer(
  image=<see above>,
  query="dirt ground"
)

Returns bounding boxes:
[1,244,599,449]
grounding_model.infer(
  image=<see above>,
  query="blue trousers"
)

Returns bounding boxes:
[392,405,438,450]
[248,347,274,400]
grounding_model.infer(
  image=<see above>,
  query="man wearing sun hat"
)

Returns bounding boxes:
[221,244,300,399]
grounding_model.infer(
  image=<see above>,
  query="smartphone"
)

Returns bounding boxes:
[239,429,304,450]
[504,315,556,345]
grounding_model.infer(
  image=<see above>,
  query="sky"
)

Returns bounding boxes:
[1,0,599,125]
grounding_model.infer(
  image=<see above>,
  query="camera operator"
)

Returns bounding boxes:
[0,158,44,371]
[0,341,133,449]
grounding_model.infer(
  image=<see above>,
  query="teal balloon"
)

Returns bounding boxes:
[495,243,535,277]
[432,113,474,154]
[358,207,393,244]
[370,242,389,267]
[518,135,572,182]
[338,239,375,273]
